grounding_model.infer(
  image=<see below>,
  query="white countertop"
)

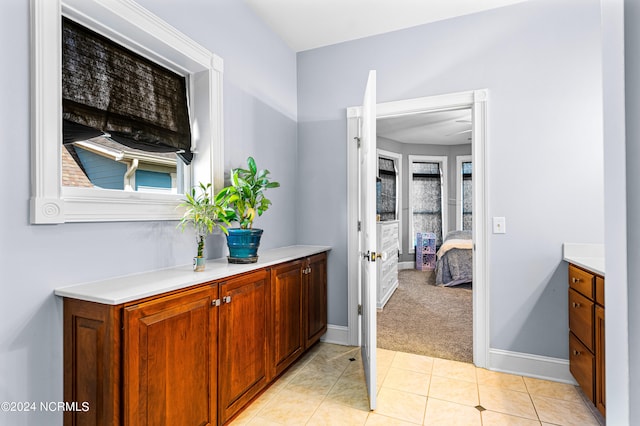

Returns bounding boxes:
[54,245,331,305]
[563,243,605,276]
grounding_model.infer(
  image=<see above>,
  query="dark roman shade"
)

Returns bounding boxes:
[61,17,193,164]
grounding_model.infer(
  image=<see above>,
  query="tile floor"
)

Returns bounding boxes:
[230,343,602,426]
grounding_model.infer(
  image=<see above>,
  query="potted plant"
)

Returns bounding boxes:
[178,182,230,271]
[215,156,280,263]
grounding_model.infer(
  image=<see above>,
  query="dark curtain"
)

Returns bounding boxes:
[61,17,193,164]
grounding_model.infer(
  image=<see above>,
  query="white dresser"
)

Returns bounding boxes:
[377,220,399,309]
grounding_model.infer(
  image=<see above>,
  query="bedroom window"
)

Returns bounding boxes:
[377,157,397,221]
[31,0,224,224]
[456,156,473,230]
[409,155,448,252]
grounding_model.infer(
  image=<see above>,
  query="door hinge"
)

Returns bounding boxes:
[211,299,221,307]
[357,221,361,232]
[358,304,363,315]
[354,136,361,148]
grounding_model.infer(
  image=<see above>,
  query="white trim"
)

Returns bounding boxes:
[347,89,489,368]
[456,155,472,230]
[408,154,448,253]
[488,348,576,384]
[376,148,403,254]
[320,324,351,346]
[30,0,223,223]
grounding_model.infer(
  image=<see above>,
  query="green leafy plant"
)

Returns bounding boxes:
[178,182,230,257]
[215,156,280,229]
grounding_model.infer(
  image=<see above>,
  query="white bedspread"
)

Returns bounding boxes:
[436,238,473,259]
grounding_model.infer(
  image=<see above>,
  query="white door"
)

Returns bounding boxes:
[359,70,377,411]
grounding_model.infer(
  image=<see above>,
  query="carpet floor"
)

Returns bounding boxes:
[376,269,473,363]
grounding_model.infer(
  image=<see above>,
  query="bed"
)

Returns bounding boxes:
[435,230,473,286]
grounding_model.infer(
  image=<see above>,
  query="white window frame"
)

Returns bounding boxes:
[456,155,472,230]
[408,155,448,253]
[376,149,403,254]
[30,0,224,223]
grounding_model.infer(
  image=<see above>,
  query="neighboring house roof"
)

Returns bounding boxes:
[73,136,177,167]
[62,145,93,187]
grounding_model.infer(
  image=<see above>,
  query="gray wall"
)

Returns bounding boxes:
[0,0,297,424]
[624,0,639,423]
[377,137,472,262]
[297,0,605,358]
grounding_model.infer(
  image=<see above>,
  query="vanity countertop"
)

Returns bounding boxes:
[563,243,604,276]
[54,245,331,305]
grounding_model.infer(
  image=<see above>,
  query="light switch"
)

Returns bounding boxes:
[493,217,506,234]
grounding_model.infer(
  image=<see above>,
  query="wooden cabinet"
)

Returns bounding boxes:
[568,263,605,417]
[270,252,328,378]
[270,260,304,378]
[304,253,328,348]
[62,251,328,426]
[219,270,270,424]
[376,221,399,309]
[124,284,218,426]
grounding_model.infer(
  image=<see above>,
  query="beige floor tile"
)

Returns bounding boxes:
[428,375,479,406]
[481,410,542,425]
[531,395,599,426]
[423,398,482,425]
[476,368,527,392]
[374,387,427,424]
[255,388,324,425]
[478,384,537,420]
[523,376,583,404]
[377,348,397,367]
[243,417,283,425]
[381,366,431,396]
[306,399,370,426]
[365,412,417,425]
[432,358,477,383]
[284,366,341,397]
[391,351,434,374]
[326,374,371,411]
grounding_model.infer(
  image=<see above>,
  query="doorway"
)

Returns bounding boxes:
[376,108,473,362]
[346,89,489,368]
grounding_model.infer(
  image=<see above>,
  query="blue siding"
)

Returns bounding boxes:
[75,148,126,190]
[135,170,172,190]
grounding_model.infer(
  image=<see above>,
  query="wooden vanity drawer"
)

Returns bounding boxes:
[595,276,604,306]
[569,265,594,299]
[569,289,594,351]
[570,332,595,402]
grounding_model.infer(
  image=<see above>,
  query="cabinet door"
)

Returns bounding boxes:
[124,284,218,426]
[595,305,606,416]
[219,270,270,424]
[270,260,304,378]
[304,253,328,348]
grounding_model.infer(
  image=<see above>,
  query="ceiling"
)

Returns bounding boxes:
[244,0,529,52]
[377,108,472,146]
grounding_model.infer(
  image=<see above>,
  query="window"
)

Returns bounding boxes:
[377,149,403,253]
[31,0,223,223]
[408,155,448,251]
[456,155,473,230]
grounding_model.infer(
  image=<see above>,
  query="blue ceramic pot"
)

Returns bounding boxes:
[226,228,263,263]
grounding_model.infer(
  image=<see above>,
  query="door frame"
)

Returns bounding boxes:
[347,89,489,367]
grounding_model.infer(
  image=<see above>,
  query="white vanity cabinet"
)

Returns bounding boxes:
[377,220,399,309]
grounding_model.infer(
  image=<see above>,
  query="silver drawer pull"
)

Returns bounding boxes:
[572,277,581,283]
[573,350,581,356]
[572,302,581,308]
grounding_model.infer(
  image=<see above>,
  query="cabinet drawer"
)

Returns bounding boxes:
[595,276,604,306]
[569,264,594,299]
[569,289,594,351]
[570,332,595,402]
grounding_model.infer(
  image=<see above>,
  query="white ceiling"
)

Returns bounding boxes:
[377,108,472,146]
[244,0,529,52]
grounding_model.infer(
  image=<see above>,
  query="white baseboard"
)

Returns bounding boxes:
[398,261,415,270]
[488,348,577,384]
[320,324,351,346]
